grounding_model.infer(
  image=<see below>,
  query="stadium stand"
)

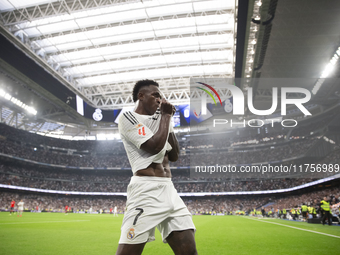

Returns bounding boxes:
[0,122,332,168]
[1,111,340,219]
[0,163,322,192]
[1,185,339,217]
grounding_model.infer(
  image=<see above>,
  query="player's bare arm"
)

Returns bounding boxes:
[165,103,179,162]
[140,98,173,155]
[135,94,174,177]
[168,132,179,162]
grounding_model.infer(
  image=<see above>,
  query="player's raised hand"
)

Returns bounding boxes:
[160,98,174,115]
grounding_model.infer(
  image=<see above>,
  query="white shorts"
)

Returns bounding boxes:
[119,176,196,244]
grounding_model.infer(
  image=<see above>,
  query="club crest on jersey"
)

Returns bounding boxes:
[127,228,135,239]
[138,126,146,136]
[135,123,143,128]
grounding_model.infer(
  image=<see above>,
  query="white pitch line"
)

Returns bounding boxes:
[246,217,340,239]
[0,220,90,225]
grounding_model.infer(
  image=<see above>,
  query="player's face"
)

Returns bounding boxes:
[142,85,162,115]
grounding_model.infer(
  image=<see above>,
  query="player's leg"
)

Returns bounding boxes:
[321,212,326,225]
[166,229,197,255]
[158,214,197,255]
[327,212,332,225]
[115,243,146,255]
[161,182,197,255]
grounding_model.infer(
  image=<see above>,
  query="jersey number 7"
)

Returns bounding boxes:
[133,208,144,225]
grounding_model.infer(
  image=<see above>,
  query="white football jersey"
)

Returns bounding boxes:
[118,110,172,174]
[18,202,24,210]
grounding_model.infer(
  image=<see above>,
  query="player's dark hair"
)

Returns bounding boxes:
[132,79,159,102]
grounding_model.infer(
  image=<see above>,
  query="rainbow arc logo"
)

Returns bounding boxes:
[196,82,223,106]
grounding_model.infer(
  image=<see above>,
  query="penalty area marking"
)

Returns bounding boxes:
[245,217,340,239]
[0,220,90,225]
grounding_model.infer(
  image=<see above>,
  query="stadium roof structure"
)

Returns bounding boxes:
[245,0,340,108]
[0,0,236,109]
[0,0,340,138]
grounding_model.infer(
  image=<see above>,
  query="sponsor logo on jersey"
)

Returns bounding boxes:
[138,126,146,136]
[127,228,135,239]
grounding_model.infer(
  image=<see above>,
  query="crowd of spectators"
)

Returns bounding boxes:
[0,105,339,220]
[0,135,320,168]
[1,186,339,216]
[188,109,338,149]
[0,112,335,171]
[190,139,317,165]
[0,191,126,213]
[273,187,340,214]
[0,163,327,193]
[0,139,130,168]
[0,164,130,192]
[173,178,316,193]
[184,186,340,214]
[0,123,123,153]
[188,129,292,149]
[0,117,339,193]
[184,196,267,214]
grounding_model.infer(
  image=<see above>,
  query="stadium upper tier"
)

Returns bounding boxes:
[0,107,336,153]
[0,120,337,168]
[0,135,326,168]
[0,163,322,192]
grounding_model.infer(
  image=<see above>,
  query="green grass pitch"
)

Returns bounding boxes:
[0,212,339,255]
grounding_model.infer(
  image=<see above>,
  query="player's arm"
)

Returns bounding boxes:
[168,132,179,162]
[168,105,179,162]
[140,99,173,155]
